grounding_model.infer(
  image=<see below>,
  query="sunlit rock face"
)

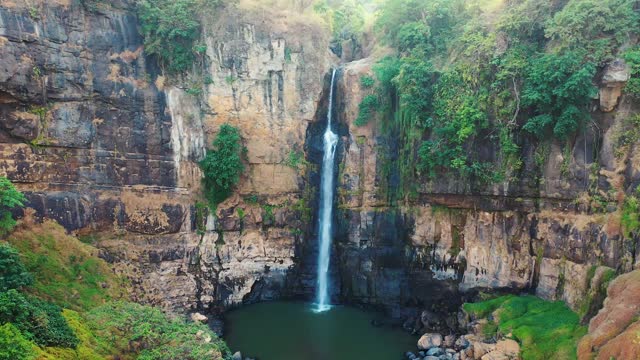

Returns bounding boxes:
[578,270,640,360]
[0,1,333,312]
[1,0,639,323]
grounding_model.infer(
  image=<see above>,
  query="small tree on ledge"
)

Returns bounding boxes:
[199,124,245,208]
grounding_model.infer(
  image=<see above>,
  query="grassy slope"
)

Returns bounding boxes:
[2,219,228,360]
[6,219,128,311]
[464,295,587,360]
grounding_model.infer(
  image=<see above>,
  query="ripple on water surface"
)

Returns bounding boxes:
[224,301,417,360]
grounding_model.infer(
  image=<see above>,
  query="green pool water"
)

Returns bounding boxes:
[224,301,417,360]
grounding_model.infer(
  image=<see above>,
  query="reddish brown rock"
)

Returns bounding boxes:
[578,270,640,360]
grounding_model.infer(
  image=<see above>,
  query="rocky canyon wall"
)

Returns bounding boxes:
[1,0,638,329]
[0,0,333,314]
[333,57,640,323]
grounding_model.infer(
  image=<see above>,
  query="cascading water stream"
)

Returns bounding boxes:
[314,69,338,313]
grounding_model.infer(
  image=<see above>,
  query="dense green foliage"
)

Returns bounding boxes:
[87,302,230,360]
[313,0,366,51]
[363,0,640,191]
[0,176,25,235]
[0,290,79,348]
[464,295,587,360]
[136,0,221,73]
[199,124,245,207]
[0,323,36,360]
[624,47,640,97]
[521,51,597,139]
[0,244,33,291]
[621,186,640,238]
[355,94,379,126]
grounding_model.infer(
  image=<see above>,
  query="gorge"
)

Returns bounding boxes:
[0,0,639,359]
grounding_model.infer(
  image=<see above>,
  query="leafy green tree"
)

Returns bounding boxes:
[199,124,244,207]
[623,47,640,98]
[0,177,25,235]
[395,51,436,128]
[545,0,639,62]
[313,0,366,57]
[137,0,221,73]
[354,94,379,126]
[0,290,79,348]
[375,0,461,53]
[521,51,597,139]
[0,323,37,360]
[0,244,33,291]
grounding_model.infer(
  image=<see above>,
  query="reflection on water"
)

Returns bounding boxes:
[224,302,416,360]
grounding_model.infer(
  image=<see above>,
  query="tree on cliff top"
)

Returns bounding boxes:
[199,124,245,207]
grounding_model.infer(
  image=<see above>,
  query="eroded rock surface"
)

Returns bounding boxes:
[578,270,640,360]
[0,0,332,313]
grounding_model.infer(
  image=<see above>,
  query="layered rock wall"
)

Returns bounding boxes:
[0,0,332,313]
[333,57,640,318]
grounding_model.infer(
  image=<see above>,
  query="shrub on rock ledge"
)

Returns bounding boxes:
[199,124,245,208]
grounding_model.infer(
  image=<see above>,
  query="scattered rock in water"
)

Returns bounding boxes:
[405,351,418,359]
[418,333,443,350]
[232,351,242,360]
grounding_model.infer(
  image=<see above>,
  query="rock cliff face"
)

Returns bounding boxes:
[0,0,332,313]
[331,57,640,320]
[578,269,640,360]
[1,0,638,331]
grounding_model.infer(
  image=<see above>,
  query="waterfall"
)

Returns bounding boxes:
[314,69,338,313]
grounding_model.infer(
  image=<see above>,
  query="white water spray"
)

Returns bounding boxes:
[314,69,338,313]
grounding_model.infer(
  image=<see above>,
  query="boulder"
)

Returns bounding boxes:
[495,339,519,358]
[190,312,208,323]
[444,334,457,348]
[578,270,640,359]
[455,335,471,350]
[232,351,242,360]
[418,333,444,350]
[472,342,497,359]
[426,347,445,356]
[599,59,631,112]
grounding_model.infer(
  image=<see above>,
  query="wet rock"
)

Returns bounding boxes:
[232,351,242,360]
[426,347,445,356]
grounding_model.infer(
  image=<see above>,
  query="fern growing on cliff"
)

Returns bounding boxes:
[199,124,245,207]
